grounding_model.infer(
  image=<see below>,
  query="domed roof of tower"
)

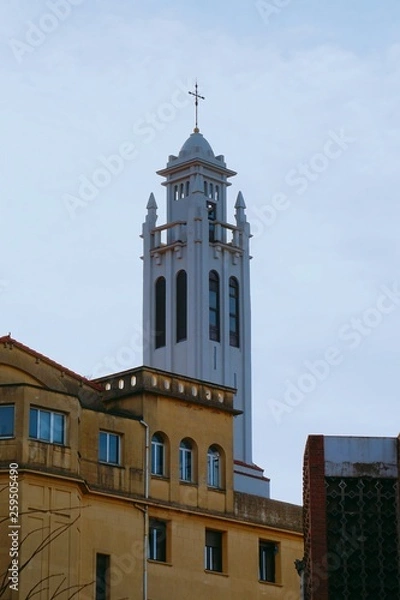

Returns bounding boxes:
[178,131,215,160]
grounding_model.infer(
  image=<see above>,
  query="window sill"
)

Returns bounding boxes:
[179,480,197,486]
[98,461,123,468]
[29,438,68,447]
[148,559,172,567]
[151,474,169,481]
[204,570,228,577]
[0,436,15,440]
[207,486,225,493]
[258,580,282,587]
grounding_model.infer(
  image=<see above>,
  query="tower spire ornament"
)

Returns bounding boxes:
[188,81,205,133]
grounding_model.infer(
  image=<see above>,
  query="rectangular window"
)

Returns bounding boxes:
[99,431,120,465]
[149,519,167,562]
[29,408,65,444]
[95,553,110,600]
[205,530,223,572]
[0,405,15,438]
[259,541,277,583]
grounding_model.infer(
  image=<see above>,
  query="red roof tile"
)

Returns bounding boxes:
[0,334,101,391]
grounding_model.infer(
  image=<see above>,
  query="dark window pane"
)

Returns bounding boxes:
[0,406,14,437]
[99,432,107,462]
[230,316,237,333]
[209,291,217,310]
[109,434,118,463]
[149,520,167,561]
[209,272,220,342]
[96,553,110,600]
[259,542,276,582]
[176,270,187,342]
[155,277,166,349]
[29,408,38,438]
[229,278,240,347]
[205,530,223,572]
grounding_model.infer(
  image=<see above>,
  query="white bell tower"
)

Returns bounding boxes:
[142,112,270,496]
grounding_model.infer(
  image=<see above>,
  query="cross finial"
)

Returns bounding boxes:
[188,81,205,133]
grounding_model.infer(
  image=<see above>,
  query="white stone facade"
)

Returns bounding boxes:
[142,130,269,497]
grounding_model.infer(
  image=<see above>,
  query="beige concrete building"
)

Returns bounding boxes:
[0,336,302,599]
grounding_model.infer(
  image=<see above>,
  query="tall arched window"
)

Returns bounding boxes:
[209,183,214,199]
[204,181,208,196]
[174,185,178,200]
[186,181,190,196]
[176,270,187,342]
[155,277,166,349]
[179,439,193,482]
[180,183,184,198]
[215,185,220,201]
[209,271,220,342]
[151,433,165,476]
[229,277,240,347]
[207,445,220,487]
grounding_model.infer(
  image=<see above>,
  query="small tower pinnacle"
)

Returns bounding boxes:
[188,81,205,133]
[146,192,157,211]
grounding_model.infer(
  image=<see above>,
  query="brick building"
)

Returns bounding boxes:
[303,434,400,599]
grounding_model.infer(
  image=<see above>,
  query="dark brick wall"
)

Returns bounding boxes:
[303,435,329,600]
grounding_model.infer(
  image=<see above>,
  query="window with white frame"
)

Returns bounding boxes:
[205,529,223,572]
[149,519,167,561]
[259,540,278,583]
[151,433,165,476]
[99,431,120,465]
[179,439,193,482]
[207,445,220,488]
[0,405,15,438]
[29,407,65,444]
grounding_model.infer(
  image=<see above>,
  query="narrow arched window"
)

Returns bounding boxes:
[209,183,214,199]
[176,270,187,342]
[229,277,240,347]
[174,185,178,201]
[207,445,220,487]
[215,185,219,201]
[151,433,165,476]
[180,183,184,198]
[204,181,208,196]
[207,201,216,242]
[155,277,166,349]
[209,271,220,342]
[179,439,193,482]
[186,181,190,196]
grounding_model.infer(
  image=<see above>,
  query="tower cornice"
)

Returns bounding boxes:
[157,159,237,180]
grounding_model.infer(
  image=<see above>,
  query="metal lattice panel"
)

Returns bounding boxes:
[325,477,400,599]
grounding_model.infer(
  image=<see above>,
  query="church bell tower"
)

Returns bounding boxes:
[142,90,269,496]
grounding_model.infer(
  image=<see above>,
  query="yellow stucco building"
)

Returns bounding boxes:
[0,337,302,599]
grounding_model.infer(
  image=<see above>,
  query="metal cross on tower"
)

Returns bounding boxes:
[188,81,205,133]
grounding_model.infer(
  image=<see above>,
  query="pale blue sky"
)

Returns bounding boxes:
[1,1,399,504]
